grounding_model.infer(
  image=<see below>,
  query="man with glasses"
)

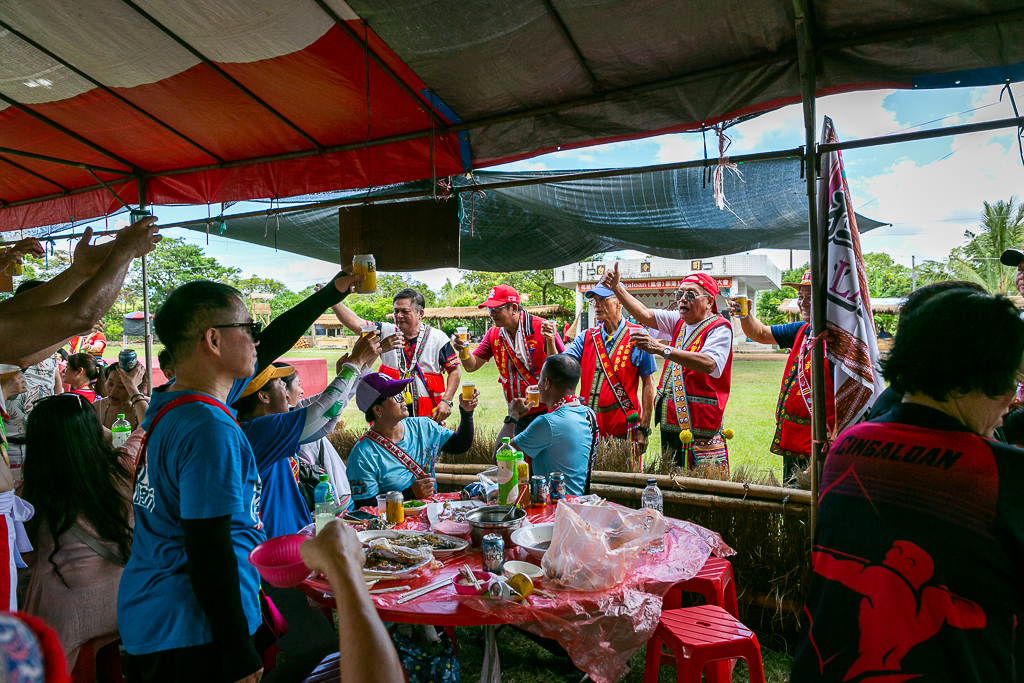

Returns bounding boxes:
[454,285,564,433]
[119,272,362,683]
[728,269,835,483]
[599,264,733,472]
[329,288,461,424]
[561,286,656,445]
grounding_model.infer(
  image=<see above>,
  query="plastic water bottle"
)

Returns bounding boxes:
[641,478,663,513]
[314,473,335,534]
[641,478,664,553]
[111,414,131,449]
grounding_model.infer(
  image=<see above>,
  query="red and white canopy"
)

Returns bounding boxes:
[1,0,1021,230]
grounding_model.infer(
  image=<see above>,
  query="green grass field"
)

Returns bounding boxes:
[109,345,787,476]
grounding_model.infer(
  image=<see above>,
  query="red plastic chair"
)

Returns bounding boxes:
[70,637,122,683]
[643,605,764,683]
[664,556,738,616]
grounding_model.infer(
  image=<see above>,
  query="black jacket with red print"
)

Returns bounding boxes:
[792,403,1024,682]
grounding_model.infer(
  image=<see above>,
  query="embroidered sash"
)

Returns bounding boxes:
[496,314,538,389]
[590,326,636,418]
[395,323,431,408]
[669,315,722,432]
[361,429,430,480]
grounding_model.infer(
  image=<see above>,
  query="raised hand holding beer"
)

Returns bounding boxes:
[727,295,750,318]
[458,386,479,412]
[347,332,381,368]
[540,320,557,340]
[380,332,404,354]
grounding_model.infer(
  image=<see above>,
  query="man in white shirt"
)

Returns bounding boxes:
[599,263,734,473]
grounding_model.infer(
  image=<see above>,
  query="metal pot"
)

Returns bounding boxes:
[465,505,527,547]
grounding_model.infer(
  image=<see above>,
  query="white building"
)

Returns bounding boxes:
[553,254,781,348]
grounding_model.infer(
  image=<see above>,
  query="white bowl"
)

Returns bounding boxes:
[510,523,554,561]
[502,560,543,579]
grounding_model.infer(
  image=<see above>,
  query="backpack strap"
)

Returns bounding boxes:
[70,522,126,567]
[135,394,238,484]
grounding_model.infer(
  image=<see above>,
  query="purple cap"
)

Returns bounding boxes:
[355,372,413,412]
[584,285,616,299]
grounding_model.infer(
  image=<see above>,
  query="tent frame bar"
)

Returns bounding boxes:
[0,18,222,163]
[0,92,139,173]
[0,148,132,176]
[0,156,68,192]
[538,0,603,93]
[117,0,325,152]
[310,0,445,128]
[87,170,132,211]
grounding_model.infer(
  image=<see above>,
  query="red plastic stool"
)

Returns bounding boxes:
[70,637,122,683]
[643,605,764,683]
[664,556,738,616]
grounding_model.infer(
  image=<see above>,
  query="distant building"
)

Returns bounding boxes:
[553,254,782,348]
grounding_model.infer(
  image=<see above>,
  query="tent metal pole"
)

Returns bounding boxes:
[138,178,153,395]
[538,0,603,93]
[794,0,824,539]
[0,156,68,191]
[0,178,136,212]
[819,115,1024,153]
[87,170,132,210]
[0,18,222,163]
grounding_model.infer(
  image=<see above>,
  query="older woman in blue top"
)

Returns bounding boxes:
[348,373,477,509]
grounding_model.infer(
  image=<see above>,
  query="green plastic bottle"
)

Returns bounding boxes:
[111,414,131,449]
[496,437,519,506]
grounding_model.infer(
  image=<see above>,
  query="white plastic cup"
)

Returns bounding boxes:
[376,494,388,515]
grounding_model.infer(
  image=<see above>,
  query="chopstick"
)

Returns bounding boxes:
[370,585,411,595]
[396,578,450,604]
[461,564,481,590]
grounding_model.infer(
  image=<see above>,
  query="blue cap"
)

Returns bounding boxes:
[584,285,616,299]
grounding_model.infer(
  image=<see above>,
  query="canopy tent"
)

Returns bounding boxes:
[121,310,153,337]
[172,162,887,271]
[1,1,1022,231]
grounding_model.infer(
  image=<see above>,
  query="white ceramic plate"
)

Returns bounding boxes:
[356,529,469,557]
[362,553,433,577]
[510,523,554,561]
[426,500,484,528]
[502,560,543,579]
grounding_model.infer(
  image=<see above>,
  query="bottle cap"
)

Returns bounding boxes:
[647,478,657,485]
[117,414,125,419]
[319,473,329,482]
[502,437,510,443]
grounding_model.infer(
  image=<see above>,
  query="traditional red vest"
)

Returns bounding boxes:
[488,311,551,416]
[579,321,643,438]
[770,323,836,459]
[376,325,450,418]
[656,314,732,437]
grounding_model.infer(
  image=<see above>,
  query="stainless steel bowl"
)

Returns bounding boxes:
[465,505,527,547]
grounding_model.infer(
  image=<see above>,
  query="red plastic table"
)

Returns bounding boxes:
[299,497,732,683]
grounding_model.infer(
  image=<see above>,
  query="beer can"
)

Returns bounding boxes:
[118,348,138,372]
[460,481,485,501]
[530,475,549,506]
[3,262,22,277]
[734,296,750,318]
[482,533,505,573]
[352,254,376,294]
[488,580,515,601]
[549,472,566,501]
[506,573,534,601]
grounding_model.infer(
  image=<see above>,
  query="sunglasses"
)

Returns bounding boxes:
[210,321,263,341]
[36,392,91,411]
[675,290,711,303]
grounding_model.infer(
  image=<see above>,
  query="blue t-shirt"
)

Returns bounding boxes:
[347,417,451,500]
[118,374,265,655]
[563,319,658,377]
[770,321,808,350]
[242,409,309,540]
[514,404,594,496]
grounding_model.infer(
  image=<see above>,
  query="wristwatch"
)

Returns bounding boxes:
[661,346,672,358]
[440,398,453,407]
[636,426,651,436]
[503,415,517,425]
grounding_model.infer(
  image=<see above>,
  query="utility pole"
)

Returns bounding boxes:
[911,255,916,292]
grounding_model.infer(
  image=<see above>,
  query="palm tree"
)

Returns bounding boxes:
[947,197,1024,294]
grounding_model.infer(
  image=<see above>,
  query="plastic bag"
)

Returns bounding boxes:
[542,501,667,592]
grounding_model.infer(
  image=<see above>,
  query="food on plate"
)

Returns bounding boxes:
[434,520,471,537]
[438,501,471,523]
[403,500,426,509]
[363,537,432,573]
[392,532,461,551]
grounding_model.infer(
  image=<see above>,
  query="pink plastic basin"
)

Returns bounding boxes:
[248,534,311,588]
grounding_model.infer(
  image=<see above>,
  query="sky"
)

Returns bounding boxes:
[86,83,1024,292]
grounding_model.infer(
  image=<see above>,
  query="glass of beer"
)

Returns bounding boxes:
[526,385,540,406]
[360,324,376,339]
[461,382,476,401]
[734,296,750,318]
[456,326,469,359]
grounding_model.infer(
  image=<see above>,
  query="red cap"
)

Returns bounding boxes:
[680,273,720,298]
[477,285,521,308]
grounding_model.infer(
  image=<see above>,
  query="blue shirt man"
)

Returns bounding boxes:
[513,402,596,495]
[347,417,451,500]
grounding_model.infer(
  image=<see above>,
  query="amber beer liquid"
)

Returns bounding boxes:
[456,326,469,359]
[352,254,376,293]
[360,324,376,339]
[461,382,475,401]
[526,385,540,407]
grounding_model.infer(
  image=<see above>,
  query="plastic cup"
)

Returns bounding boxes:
[360,324,376,338]
[462,382,476,401]
[526,385,540,406]
[376,494,388,515]
[456,326,470,359]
